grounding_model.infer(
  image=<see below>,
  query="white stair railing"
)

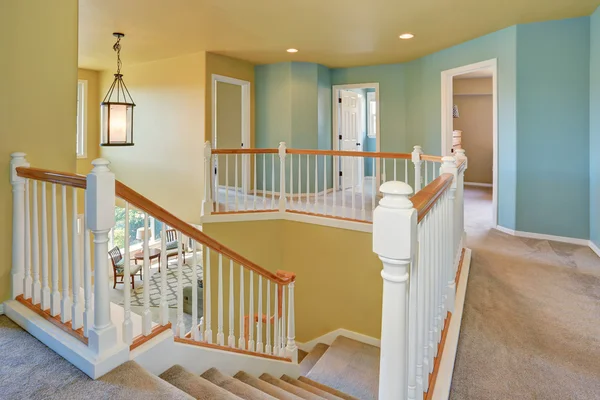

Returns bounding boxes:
[373,153,467,400]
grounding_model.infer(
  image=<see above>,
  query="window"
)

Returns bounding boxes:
[76,80,87,158]
[109,206,163,251]
[367,92,377,139]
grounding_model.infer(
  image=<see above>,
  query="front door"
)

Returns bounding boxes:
[339,90,361,190]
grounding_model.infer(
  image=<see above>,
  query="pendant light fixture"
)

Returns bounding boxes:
[101,32,136,146]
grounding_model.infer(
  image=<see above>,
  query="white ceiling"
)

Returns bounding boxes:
[78,0,600,71]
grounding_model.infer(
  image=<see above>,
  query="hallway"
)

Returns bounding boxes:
[450,187,600,399]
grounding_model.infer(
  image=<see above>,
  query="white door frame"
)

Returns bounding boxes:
[211,74,251,193]
[441,58,498,226]
[332,83,381,192]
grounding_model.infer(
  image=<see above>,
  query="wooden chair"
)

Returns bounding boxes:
[165,229,186,265]
[109,246,143,289]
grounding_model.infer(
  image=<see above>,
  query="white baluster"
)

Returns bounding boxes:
[405,159,408,183]
[271,154,275,209]
[215,155,220,212]
[159,223,169,325]
[361,157,366,220]
[266,280,272,355]
[123,203,133,344]
[217,253,224,345]
[257,276,263,353]
[83,225,93,337]
[243,155,248,211]
[306,154,310,211]
[351,157,356,219]
[261,154,266,209]
[279,142,286,212]
[202,141,213,216]
[248,271,255,351]
[142,213,152,335]
[286,281,297,362]
[332,156,337,216]
[23,179,32,300]
[253,154,257,210]
[60,185,71,322]
[225,154,229,212]
[394,159,397,181]
[10,153,28,299]
[422,214,431,390]
[289,153,294,208]
[372,157,377,211]
[50,184,60,316]
[373,181,416,400]
[382,158,387,183]
[71,187,82,330]
[427,210,435,372]
[204,246,213,343]
[234,154,239,211]
[177,231,185,338]
[341,156,345,216]
[238,265,245,350]
[323,155,328,215]
[415,220,425,397]
[32,182,41,305]
[412,146,423,192]
[228,259,235,347]
[274,282,280,356]
[41,182,50,310]
[314,153,318,213]
[408,220,420,400]
[281,281,286,355]
[86,159,122,356]
[192,240,200,341]
[425,161,429,185]
[298,154,302,210]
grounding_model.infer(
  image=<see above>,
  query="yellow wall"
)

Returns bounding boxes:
[76,69,101,175]
[205,53,255,147]
[0,0,78,302]
[100,52,207,224]
[203,220,382,343]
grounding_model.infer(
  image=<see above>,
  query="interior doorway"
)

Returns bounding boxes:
[211,74,251,193]
[441,59,498,226]
[332,83,380,194]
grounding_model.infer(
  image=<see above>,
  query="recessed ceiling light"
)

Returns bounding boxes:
[399,33,414,40]
[287,48,298,53]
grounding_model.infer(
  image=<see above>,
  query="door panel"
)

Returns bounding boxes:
[340,90,361,189]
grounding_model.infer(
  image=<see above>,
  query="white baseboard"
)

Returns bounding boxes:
[495,225,590,247]
[0,303,4,315]
[433,248,471,400]
[296,328,380,353]
[464,182,492,188]
[589,240,600,258]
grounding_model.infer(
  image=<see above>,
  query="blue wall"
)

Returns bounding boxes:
[591,7,600,247]
[516,18,590,239]
[403,27,518,230]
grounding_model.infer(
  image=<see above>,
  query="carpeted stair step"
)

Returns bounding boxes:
[259,373,324,400]
[160,365,241,399]
[297,377,360,400]
[299,343,329,375]
[281,375,343,400]
[202,368,276,400]
[305,336,379,400]
[234,371,303,400]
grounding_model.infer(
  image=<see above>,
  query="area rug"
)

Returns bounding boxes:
[121,263,203,309]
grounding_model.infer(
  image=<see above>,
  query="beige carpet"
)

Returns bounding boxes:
[450,187,600,399]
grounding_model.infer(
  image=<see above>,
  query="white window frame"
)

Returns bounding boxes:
[367,91,377,139]
[76,80,88,158]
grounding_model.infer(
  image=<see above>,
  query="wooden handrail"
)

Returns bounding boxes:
[411,173,453,222]
[16,166,293,285]
[16,167,87,189]
[420,155,443,162]
[286,148,411,159]
[212,148,279,155]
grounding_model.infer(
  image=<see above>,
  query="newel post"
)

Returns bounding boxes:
[411,146,423,192]
[202,141,213,216]
[278,142,287,212]
[86,159,120,355]
[10,152,30,299]
[373,181,417,400]
[440,156,458,313]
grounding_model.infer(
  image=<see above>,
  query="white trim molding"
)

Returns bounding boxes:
[0,303,4,315]
[296,328,380,353]
[465,182,492,188]
[589,240,600,258]
[495,225,590,247]
[442,59,498,227]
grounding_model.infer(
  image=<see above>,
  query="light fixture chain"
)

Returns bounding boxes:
[113,36,122,75]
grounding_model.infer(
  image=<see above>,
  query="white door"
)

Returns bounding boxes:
[339,90,361,190]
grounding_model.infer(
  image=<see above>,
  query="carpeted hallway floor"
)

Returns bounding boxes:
[450,187,600,400]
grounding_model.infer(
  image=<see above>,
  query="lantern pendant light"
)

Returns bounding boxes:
[101,32,136,146]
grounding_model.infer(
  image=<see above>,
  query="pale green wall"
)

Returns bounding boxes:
[590,6,600,247]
